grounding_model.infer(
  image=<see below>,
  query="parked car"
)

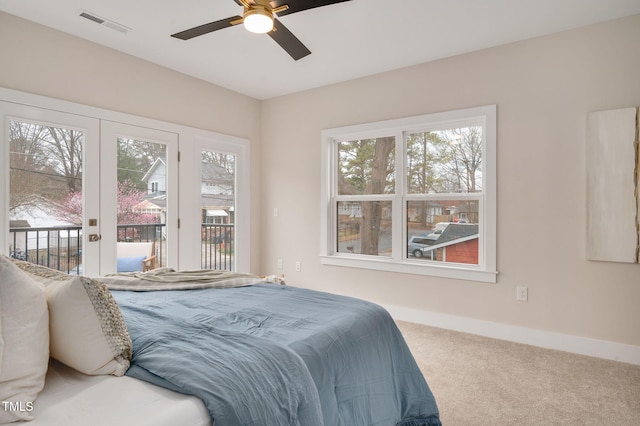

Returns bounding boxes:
[408,236,436,258]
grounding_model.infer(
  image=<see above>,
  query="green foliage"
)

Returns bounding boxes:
[117,138,166,191]
[338,137,395,195]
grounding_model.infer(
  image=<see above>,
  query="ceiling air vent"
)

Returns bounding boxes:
[78,10,130,34]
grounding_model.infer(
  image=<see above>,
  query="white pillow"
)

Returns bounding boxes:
[0,255,49,424]
[10,259,132,377]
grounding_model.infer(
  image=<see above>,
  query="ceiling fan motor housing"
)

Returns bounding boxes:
[171,0,350,60]
[243,6,274,33]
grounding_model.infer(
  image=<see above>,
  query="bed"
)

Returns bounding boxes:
[29,360,211,426]
[1,258,440,426]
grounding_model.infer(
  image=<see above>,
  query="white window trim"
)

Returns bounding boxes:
[320,105,497,283]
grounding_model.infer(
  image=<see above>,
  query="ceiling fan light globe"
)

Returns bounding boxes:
[244,11,273,33]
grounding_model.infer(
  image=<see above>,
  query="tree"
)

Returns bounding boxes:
[360,137,394,255]
[338,137,395,255]
[52,191,83,225]
[406,131,447,193]
[429,127,483,193]
[45,127,83,193]
[52,180,158,227]
[406,131,447,226]
[406,126,482,194]
[116,180,159,225]
[117,138,166,191]
[404,127,483,225]
[9,121,70,212]
[202,151,235,176]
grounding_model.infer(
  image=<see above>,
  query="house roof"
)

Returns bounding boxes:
[202,162,233,183]
[425,223,479,251]
[437,223,479,244]
[10,220,31,228]
[134,199,163,212]
[201,193,233,209]
[141,157,166,183]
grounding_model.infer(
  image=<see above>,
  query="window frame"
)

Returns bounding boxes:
[320,105,497,283]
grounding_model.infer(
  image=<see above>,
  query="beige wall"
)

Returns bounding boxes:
[260,14,640,347]
[0,12,262,273]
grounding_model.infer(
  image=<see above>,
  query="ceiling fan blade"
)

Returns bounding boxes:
[171,16,242,40]
[272,0,352,17]
[268,18,311,61]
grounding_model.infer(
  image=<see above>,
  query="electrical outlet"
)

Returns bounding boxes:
[277,258,283,269]
[516,286,528,302]
[295,261,301,272]
[273,207,278,217]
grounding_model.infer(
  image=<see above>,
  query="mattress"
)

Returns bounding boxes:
[29,360,212,426]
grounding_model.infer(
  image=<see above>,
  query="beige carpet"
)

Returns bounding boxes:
[396,321,640,426]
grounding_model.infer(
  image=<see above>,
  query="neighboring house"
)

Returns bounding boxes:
[141,157,168,196]
[407,202,477,229]
[424,223,479,264]
[138,158,235,225]
[134,199,163,216]
[200,161,234,225]
[138,157,167,224]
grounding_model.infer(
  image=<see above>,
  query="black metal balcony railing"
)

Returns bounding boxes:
[8,223,234,274]
[201,223,234,271]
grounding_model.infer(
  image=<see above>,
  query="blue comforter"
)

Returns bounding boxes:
[112,284,440,426]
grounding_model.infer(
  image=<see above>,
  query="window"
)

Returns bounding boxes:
[321,105,497,282]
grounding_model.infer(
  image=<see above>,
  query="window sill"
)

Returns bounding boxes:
[320,254,498,283]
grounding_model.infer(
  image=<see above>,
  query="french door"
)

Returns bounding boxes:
[1,102,101,275]
[100,121,178,275]
[3,89,250,275]
[177,133,250,272]
[2,103,178,275]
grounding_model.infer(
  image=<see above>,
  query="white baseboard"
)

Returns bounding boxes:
[383,304,640,366]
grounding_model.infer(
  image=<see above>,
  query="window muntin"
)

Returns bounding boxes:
[321,105,496,282]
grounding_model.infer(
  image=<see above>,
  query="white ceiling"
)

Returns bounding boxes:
[2,0,640,100]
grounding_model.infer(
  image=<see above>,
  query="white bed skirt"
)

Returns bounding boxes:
[29,360,212,426]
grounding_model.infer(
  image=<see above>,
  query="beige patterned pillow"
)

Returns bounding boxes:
[0,256,49,424]
[10,259,132,376]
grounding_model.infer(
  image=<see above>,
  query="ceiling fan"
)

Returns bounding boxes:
[171,0,351,61]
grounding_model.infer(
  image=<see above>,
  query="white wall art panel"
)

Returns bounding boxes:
[586,107,639,263]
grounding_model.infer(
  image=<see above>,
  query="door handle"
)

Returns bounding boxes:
[89,234,101,242]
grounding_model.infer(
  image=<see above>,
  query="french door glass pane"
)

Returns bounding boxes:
[406,199,479,264]
[116,138,166,271]
[337,200,392,257]
[201,150,235,270]
[8,119,83,273]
